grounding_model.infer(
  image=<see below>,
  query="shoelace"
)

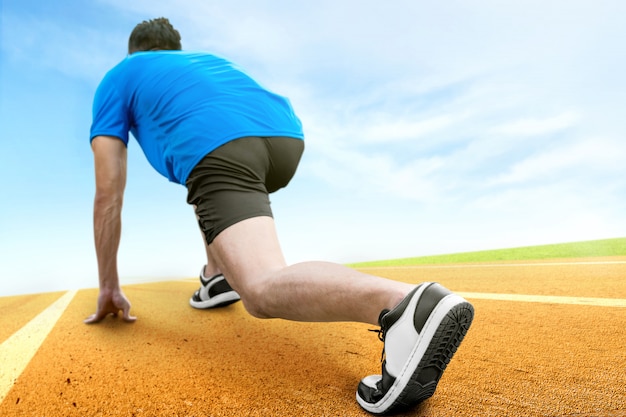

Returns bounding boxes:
[368,328,386,362]
[369,309,391,363]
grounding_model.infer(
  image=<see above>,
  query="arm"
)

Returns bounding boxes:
[84,135,136,323]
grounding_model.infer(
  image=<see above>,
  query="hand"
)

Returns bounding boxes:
[84,288,137,324]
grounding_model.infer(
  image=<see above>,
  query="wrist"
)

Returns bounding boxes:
[98,273,121,292]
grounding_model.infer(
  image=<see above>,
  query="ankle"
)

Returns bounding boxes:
[201,265,221,279]
[389,286,413,310]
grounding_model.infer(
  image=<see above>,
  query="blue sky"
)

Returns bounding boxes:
[1,0,625,296]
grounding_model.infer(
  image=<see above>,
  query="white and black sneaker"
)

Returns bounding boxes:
[189,266,241,309]
[357,282,474,415]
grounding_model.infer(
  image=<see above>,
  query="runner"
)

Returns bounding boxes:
[85,17,474,414]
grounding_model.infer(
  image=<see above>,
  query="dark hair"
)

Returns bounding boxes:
[128,17,182,54]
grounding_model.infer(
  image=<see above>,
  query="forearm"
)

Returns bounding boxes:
[93,193,123,291]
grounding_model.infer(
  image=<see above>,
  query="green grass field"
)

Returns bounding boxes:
[348,237,626,267]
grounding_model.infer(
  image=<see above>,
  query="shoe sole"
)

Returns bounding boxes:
[189,292,241,309]
[357,294,474,414]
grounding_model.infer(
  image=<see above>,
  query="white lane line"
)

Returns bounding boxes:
[0,290,77,404]
[458,292,626,307]
[357,260,626,269]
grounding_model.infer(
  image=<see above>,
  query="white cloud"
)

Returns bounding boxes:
[489,113,579,137]
[306,145,446,203]
[359,116,455,144]
[489,136,626,186]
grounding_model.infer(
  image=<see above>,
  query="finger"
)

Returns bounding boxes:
[84,307,115,324]
[122,306,137,322]
[84,312,104,324]
[123,314,137,323]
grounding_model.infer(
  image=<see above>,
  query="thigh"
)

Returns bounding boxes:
[208,216,287,294]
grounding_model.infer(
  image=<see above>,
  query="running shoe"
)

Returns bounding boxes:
[189,266,241,309]
[357,282,474,415]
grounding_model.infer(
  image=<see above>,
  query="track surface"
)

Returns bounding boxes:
[1,257,625,416]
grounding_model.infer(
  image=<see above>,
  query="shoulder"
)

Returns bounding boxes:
[95,58,132,94]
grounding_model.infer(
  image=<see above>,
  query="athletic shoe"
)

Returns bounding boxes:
[189,266,241,309]
[357,282,474,415]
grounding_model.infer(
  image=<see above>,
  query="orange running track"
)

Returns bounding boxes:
[1,257,625,416]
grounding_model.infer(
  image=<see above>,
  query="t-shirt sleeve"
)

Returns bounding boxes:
[90,73,130,145]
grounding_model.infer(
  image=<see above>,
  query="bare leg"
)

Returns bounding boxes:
[208,216,413,325]
[194,205,221,277]
[200,228,221,277]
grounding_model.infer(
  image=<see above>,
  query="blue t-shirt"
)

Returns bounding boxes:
[90,51,304,184]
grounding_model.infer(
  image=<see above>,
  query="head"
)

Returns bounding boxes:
[128,17,182,54]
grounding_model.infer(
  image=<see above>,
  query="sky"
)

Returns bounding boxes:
[1,0,625,296]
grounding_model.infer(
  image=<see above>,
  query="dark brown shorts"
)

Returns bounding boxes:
[186,136,304,244]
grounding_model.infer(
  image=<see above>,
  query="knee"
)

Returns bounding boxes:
[241,299,272,319]
[237,283,275,319]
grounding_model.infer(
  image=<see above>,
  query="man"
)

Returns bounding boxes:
[85,17,474,415]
